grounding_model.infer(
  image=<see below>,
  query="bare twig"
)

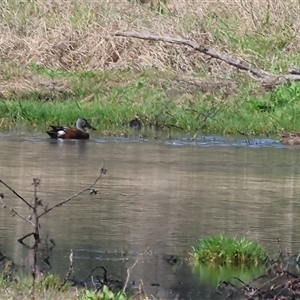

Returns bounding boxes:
[58,249,73,291]
[137,279,148,299]
[115,31,300,84]
[122,258,138,294]
[43,237,56,269]
[32,178,41,236]
[0,179,33,209]
[38,166,106,219]
[18,231,41,290]
[0,194,36,227]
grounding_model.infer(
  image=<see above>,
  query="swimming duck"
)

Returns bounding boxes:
[280,131,300,145]
[46,118,96,139]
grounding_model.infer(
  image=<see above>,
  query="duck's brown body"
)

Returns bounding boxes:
[46,118,96,140]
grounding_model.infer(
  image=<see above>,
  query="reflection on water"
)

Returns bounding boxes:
[191,263,265,287]
[0,134,300,299]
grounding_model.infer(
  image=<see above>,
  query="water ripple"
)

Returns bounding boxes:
[165,136,284,148]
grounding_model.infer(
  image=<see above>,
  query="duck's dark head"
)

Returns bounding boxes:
[76,118,96,131]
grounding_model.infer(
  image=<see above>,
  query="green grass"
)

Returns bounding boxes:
[191,234,268,267]
[2,66,300,137]
[0,274,71,299]
[83,286,128,300]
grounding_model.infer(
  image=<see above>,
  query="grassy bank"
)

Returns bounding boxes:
[1,0,300,136]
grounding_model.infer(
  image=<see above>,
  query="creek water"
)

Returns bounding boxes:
[0,132,300,299]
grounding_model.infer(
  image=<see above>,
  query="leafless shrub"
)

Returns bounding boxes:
[0,166,106,294]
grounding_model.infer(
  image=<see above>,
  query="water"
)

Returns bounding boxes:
[0,133,300,299]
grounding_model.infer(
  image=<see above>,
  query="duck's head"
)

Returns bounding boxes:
[76,118,96,131]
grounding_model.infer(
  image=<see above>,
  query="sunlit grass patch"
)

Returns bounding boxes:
[191,234,268,267]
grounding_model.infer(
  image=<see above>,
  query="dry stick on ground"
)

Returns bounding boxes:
[114,31,300,84]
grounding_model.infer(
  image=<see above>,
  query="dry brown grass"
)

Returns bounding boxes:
[0,72,73,100]
[0,0,299,74]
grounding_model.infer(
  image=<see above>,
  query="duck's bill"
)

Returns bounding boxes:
[88,124,97,130]
[86,122,96,130]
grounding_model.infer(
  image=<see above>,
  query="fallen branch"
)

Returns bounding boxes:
[288,66,300,75]
[114,31,300,84]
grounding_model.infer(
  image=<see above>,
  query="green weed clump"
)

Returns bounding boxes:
[82,286,128,300]
[191,234,268,267]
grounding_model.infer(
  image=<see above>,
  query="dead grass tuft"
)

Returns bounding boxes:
[0,0,299,74]
[0,73,73,100]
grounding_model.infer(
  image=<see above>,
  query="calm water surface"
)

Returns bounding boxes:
[1,133,300,299]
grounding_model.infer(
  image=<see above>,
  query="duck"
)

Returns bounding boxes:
[46,118,96,139]
[279,131,300,145]
[129,116,142,130]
